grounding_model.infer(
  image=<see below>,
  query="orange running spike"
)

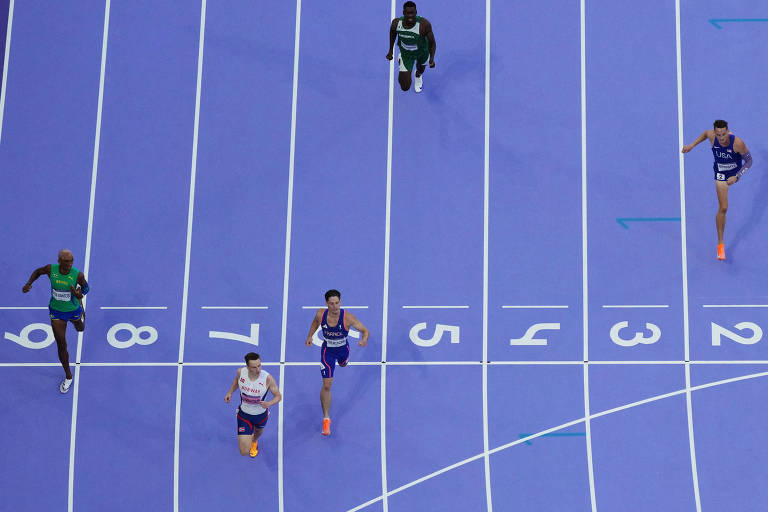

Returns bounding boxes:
[717,244,725,261]
[250,441,258,457]
[322,418,331,436]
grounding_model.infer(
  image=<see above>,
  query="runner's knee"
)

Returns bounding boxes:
[398,73,411,90]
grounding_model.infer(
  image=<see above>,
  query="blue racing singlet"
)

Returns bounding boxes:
[321,309,349,348]
[712,134,743,175]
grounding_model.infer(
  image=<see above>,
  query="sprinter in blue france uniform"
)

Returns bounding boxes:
[682,119,753,261]
[305,289,370,436]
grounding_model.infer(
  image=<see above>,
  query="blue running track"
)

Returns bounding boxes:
[1,0,768,510]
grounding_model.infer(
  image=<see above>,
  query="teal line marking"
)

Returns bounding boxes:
[518,432,586,445]
[709,18,768,29]
[616,217,681,229]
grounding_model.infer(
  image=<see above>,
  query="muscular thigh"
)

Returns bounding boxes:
[50,319,68,340]
[715,181,729,206]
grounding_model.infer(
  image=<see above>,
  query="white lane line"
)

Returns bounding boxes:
[0,362,62,367]
[501,305,569,309]
[345,369,768,512]
[702,304,768,308]
[692,360,768,364]
[82,362,177,366]
[579,0,596,508]
[388,361,482,365]
[589,360,684,365]
[487,361,585,365]
[173,365,184,508]
[68,2,111,510]
[301,305,369,309]
[380,1,396,508]
[174,1,207,510]
[201,306,269,310]
[482,0,493,508]
[100,306,168,310]
[675,0,701,509]
[277,1,302,509]
[602,304,669,308]
[0,0,14,145]
[0,307,48,309]
[401,305,469,309]
[4,359,768,368]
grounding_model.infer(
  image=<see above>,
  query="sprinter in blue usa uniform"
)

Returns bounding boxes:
[682,119,753,261]
[304,289,369,436]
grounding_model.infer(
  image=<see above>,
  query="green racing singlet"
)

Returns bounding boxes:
[49,264,80,312]
[396,16,429,70]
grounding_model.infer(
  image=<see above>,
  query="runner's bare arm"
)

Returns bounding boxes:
[682,130,713,153]
[262,375,282,408]
[224,370,240,402]
[345,312,369,346]
[421,18,436,64]
[387,18,399,59]
[22,264,51,292]
[305,309,323,346]
[71,271,89,300]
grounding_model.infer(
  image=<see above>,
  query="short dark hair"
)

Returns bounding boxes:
[403,1,416,10]
[244,352,261,364]
[713,119,728,129]
[324,289,341,302]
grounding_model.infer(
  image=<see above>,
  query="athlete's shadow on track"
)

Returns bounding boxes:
[419,47,490,144]
[728,149,768,260]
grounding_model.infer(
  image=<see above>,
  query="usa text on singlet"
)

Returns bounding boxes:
[712,134,743,174]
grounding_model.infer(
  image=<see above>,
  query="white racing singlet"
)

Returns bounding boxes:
[238,367,270,415]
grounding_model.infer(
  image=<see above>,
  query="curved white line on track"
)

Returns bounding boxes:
[345,369,768,511]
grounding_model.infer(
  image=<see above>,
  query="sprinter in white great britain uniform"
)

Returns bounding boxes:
[304,289,370,436]
[682,119,753,261]
[225,352,282,457]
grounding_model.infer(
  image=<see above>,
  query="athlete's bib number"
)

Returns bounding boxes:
[716,172,726,181]
[717,162,737,173]
[51,289,71,301]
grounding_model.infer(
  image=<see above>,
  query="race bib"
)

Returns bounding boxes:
[717,162,737,172]
[51,288,71,301]
[324,336,347,348]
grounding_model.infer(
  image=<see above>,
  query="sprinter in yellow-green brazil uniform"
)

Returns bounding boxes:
[23,249,90,393]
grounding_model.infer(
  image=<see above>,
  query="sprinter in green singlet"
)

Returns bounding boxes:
[23,249,89,393]
[386,1,436,93]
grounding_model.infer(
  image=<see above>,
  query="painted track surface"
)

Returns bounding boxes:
[1,1,767,510]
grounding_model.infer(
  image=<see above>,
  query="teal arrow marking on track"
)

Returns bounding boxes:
[709,18,768,29]
[518,432,586,445]
[616,217,681,229]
